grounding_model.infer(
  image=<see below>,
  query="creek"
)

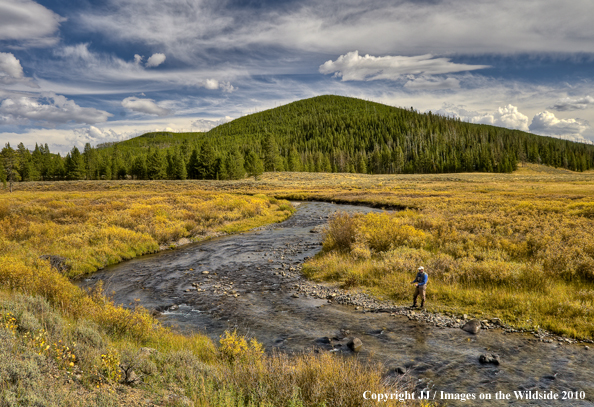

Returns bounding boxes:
[80,202,594,406]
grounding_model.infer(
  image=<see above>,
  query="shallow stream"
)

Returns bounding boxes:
[80,202,594,406]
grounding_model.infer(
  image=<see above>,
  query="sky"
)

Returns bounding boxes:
[1,0,594,153]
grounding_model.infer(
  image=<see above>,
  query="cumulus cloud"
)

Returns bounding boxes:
[121,96,171,116]
[437,103,591,142]
[201,79,235,92]
[435,103,530,131]
[0,93,112,125]
[145,53,166,68]
[550,96,594,111]
[72,126,127,146]
[529,111,590,142]
[319,51,488,81]
[484,105,530,132]
[0,52,38,87]
[191,116,233,131]
[0,52,23,79]
[204,79,219,90]
[404,76,460,90]
[0,0,64,47]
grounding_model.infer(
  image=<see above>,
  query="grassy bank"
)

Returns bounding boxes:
[294,167,594,339]
[0,184,424,406]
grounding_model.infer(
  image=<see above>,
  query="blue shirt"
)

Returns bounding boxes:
[413,271,428,286]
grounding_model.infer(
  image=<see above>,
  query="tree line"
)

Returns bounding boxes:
[2,95,594,188]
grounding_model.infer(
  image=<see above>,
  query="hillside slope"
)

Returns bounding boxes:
[204,95,594,174]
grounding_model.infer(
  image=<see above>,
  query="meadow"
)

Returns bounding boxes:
[285,166,594,339]
[2,166,593,405]
[0,182,427,406]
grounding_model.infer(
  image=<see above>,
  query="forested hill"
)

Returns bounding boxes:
[205,95,594,174]
[3,95,594,182]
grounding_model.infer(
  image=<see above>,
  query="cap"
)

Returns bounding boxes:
[418,266,424,271]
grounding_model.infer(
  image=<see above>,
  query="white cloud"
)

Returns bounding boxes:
[0,116,231,154]
[319,51,488,81]
[78,0,594,59]
[220,81,235,93]
[0,92,112,125]
[529,111,590,142]
[48,43,240,93]
[435,103,530,131]
[0,52,38,87]
[72,125,128,146]
[550,96,594,111]
[200,79,235,92]
[191,116,233,131]
[145,53,166,68]
[121,96,172,116]
[436,102,591,142]
[486,105,530,132]
[0,0,64,47]
[204,79,219,90]
[0,52,23,79]
[404,76,460,90]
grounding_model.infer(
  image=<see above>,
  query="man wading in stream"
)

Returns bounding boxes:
[411,266,428,308]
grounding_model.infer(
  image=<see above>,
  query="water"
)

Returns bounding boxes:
[80,202,594,406]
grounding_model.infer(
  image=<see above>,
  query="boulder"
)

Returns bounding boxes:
[123,369,141,385]
[462,319,481,334]
[347,337,363,352]
[479,353,500,365]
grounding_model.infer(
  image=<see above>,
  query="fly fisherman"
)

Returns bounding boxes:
[411,266,428,308]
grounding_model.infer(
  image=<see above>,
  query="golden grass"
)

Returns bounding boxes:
[3,167,593,404]
[0,183,426,406]
[285,167,594,339]
[0,292,426,407]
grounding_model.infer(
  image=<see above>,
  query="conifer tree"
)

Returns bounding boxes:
[172,150,187,180]
[225,147,245,180]
[187,147,200,179]
[198,140,216,179]
[1,143,19,192]
[146,148,166,180]
[65,146,84,180]
[83,143,97,180]
[130,155,147,179]
[288,148,302,171]
[263,135,281,172]
[245,150,264,180]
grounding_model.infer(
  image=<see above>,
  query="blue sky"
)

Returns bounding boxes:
[1,0,594,153]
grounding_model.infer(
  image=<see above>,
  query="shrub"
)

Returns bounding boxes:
[323,212,359,252]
